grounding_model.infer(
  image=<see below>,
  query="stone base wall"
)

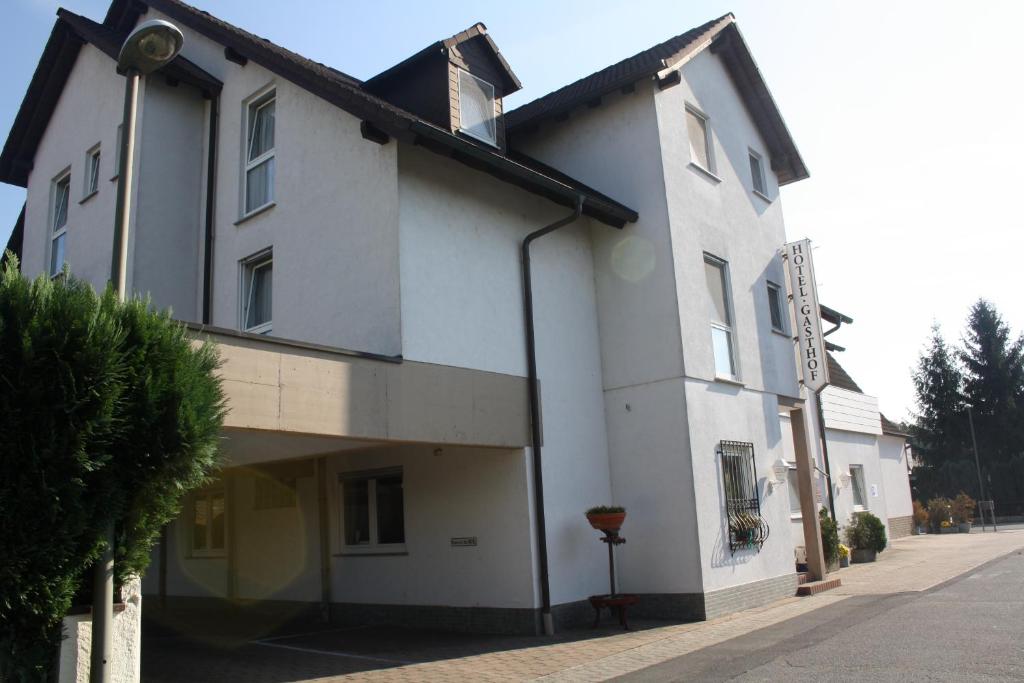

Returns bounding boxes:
[701,573,799,620]
[889,515,913,539]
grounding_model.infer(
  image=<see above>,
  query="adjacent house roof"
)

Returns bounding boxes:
[880,414,910,438]
[505,15,809,186]
[3,203,25,265]
[96,0,635,227]
[826,352,863,394]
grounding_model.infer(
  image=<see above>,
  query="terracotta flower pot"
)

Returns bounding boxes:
[587,511,626,531]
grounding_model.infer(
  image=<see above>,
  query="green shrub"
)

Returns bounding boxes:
[819,508,840,565]
[845,511,887,553]
[586,505,625,515]
[0,257,225,680]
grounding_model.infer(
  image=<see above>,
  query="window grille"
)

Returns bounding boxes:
[719,440,769,553]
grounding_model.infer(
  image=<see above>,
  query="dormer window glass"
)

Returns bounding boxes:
[458,69,496,146]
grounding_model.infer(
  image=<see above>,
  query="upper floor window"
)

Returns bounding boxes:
[84,145,100,198]
[704,254,736,380]
[49,172,70,277]
[686,105,715,174]
[458,69,496,146]
[748,149,767,197]
[766,281,786,333]
[241,249,272,334]
[244,90,275,215]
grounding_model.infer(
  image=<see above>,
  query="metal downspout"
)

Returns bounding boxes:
[201,94,218,324]
[522,195,584,636]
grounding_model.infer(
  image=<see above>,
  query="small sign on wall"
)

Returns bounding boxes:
[870,484,879,498]
[451,537,478,547]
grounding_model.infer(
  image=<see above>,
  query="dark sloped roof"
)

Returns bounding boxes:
[365,22,521,94]
[101,0,634,226]
[826,353,863,394]
[3,203,25,265]
[506,15,808,185]
[880,414,910,438]
[0,9,220,187]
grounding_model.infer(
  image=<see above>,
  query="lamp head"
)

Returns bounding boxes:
[118,20,184,74]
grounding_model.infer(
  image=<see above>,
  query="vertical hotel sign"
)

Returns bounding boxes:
[785,239,829,391]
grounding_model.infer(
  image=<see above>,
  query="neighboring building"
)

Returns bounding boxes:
[5,0,877,635]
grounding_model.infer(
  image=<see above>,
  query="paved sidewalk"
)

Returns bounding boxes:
[142,530,1024,682]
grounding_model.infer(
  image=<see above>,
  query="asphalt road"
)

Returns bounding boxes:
[618,548,1024,682]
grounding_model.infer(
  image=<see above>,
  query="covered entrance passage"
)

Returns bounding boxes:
[143,327,544,639]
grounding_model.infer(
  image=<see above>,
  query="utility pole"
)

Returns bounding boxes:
[966,406,990,531]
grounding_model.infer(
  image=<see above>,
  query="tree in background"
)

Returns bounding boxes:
[911,300,1024,509]
[0,257,225,680]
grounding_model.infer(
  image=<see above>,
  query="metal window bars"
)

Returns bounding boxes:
[719,440,770,554]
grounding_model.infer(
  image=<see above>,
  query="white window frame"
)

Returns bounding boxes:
[704,253,739,381]
[685,104,716,175]
[766,281,787,334]
[49,170,71,278]
[748,148,768,198]
[457,69,497,146]
[240,249,272,334]
[849,464,867,511]
[190,487,226,557]
[83,144,101,199]
[338,468,406,555]
[242,88,276,218]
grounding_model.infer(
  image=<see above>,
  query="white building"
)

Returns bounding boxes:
[1,0,908,635]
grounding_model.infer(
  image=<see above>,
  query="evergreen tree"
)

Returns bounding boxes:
[911,324,965,469]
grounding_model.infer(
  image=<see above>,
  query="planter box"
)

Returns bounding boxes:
[958,523,972,533]
[851,549,877,564]
[839,557,850,568]
[939,526,959,534]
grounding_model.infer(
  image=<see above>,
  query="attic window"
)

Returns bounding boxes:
[458,69,496,146]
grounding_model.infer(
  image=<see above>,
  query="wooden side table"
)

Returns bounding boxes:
[589,594,639,630]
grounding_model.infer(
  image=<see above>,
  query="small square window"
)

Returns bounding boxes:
[84,146,101,197]
[458,69,497,146]
[50,173,70,277]
[767,281,786,333]
[241,250,272,334]
[244,91,276,215]
[340,469,405,551]
[686,105,714,173]
[749,150,767,196]
[192,489,226,555]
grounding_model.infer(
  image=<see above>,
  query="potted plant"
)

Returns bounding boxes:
[586,505,626,532]
[926,497,953,533]
[819,508,841,572]
[951,492,976,533]
[845,511,887,563]
[838,543,850,568]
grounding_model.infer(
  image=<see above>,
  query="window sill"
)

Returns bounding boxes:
[79,190,98,205]
[234,201,276,226]
[335,548,408,557]
[790,513,803,520]
[753,189,772,203]
[771,327,791,339]
[688,162,722,184]
[244,323,272,335]
[109,174,119,183]
[714,376,745,388]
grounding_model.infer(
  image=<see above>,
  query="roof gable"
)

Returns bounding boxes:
[506,15,808,185]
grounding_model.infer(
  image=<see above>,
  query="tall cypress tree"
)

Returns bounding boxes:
[911,324,965,469]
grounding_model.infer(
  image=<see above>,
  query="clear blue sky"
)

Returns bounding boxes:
[4,0,1023,421]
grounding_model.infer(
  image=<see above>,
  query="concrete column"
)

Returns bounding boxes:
[791,407,827,580]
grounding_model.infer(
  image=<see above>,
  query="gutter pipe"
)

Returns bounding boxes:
[521,194,584,636]
[201,93,218,323]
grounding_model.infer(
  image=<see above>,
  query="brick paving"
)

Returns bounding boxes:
[142,529,1024,682]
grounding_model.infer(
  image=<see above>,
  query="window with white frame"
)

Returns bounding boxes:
[850,465,867,509]
[191,488,226,555]
[686,105,714,173]
[244,90,276,215]
[240,250,272,333]
[340,469,405,550]
[84,145,100,198]
[786,464,802,515]
[749,149,767,196]
[767,281,786,333]
[458,69,497,146]
[49,173,70,277]
[704,254,736,379]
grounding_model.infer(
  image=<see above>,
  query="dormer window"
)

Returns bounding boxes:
[457,69,496,146]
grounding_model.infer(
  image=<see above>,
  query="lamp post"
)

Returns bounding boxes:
[92,19,182,683]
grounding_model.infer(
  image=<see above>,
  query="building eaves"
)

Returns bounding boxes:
[506,14,808,185]
[98,0,635,227]
[0,9,220,188]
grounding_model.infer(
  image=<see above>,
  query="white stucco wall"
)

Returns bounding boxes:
[879,433,913,519]
[59,578,142,683]
[397,144,614,607]
[826,428,890,538]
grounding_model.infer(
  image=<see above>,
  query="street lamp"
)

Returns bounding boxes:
[93,20,183,683]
